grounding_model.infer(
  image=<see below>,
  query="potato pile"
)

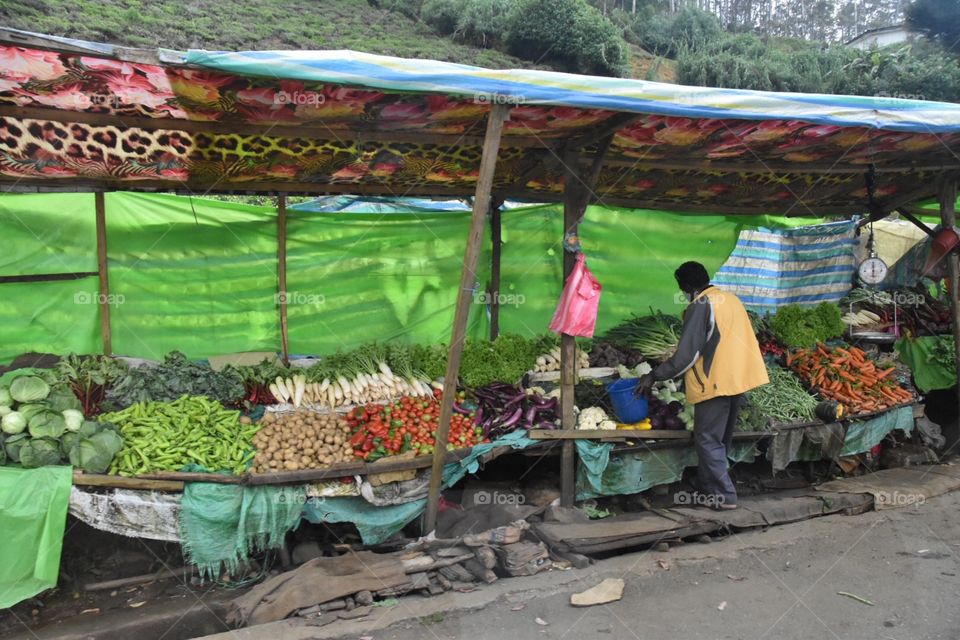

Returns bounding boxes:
[251,409,355,472]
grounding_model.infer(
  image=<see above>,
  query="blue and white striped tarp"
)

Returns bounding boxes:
[713,220,857,314]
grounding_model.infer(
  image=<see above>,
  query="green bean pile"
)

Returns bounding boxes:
[101,395,258,476]
[745,365,819,425]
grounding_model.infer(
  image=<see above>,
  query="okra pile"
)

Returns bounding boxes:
[100,395,258,476]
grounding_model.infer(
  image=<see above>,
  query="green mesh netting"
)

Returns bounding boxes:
[178,482,306,579]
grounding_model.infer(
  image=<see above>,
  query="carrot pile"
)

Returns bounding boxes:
[787,344,913,415]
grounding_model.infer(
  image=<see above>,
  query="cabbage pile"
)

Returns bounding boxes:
[0,374,123,472]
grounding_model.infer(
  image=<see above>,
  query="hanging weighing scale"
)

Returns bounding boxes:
[850,219,897,342]
[858,222,888,285]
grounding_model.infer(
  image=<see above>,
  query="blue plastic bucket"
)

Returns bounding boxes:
[605,378,649,424]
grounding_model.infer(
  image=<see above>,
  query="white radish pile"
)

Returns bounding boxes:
[533,347,590,373]
[268,363,437,409]
[841,309,883,329]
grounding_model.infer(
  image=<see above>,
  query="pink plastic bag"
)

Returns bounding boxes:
[549,253,602,337]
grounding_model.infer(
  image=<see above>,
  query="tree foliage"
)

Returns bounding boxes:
[907,0,960,54]
[502,0,630,76]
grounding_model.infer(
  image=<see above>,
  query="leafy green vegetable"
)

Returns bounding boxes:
[107,351,244,408]
[17,404,47,422]
[54,354,128,416]
[459,334,546,387]
[19,437,63,468]
[770,303,844,349]
[0,387,11,406]
[1,412,26,435]
[9,376,50,403]
[928,335,957,375]
[69,430,124,474]
[3,433,28,462]
[0,406,11,417]
[62,409,84,432]
[28,411,66,439]
[600,310,682,362]
[44,387,83,414]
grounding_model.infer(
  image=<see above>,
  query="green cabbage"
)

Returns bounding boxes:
[45,387,82,413]
[4,433,29,462]
[61,431,80,458]
[28,411,66,439]
[18,404,48,422]
[68,430,123,474]
[1,412,27,435]
[0,387,11,406]
[20,437,63,468]
[62,409,84,432]
[0,405,11,417]
[9,376,50,403]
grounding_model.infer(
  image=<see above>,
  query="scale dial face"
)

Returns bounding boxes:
[858,257,888,284]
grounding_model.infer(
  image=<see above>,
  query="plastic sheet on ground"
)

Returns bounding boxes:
[0,466,72,608]
[69,486,182,542]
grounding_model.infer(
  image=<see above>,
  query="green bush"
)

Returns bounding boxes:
[504,0,628,77]
[380,0,424,20]
[456,0,511,48]
[422,0,464,35]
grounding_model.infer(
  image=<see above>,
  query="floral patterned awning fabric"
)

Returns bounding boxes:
[1,39,959,214]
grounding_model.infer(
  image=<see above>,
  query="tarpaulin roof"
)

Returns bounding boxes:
[0,28,959,215]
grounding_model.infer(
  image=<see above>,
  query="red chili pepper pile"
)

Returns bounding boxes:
[345,391,488,461]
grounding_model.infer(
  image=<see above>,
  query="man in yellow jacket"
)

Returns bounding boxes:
[637,262,768,509]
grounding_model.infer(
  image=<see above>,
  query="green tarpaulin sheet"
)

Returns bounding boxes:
[0,465,72,608]
[575,439,758,501]
[0,192,814,362]
[302,430,537,544]
[896,336,956,392]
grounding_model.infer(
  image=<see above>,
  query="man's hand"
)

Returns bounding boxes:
[634,373,655,397]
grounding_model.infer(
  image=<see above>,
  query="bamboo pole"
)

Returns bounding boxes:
[277,195,290,364]
[939,177,960,444]
[423,104,510,534]
[94,192,112,355]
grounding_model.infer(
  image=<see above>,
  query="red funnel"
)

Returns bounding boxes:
[923,228,960,276]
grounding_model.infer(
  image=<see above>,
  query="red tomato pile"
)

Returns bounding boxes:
[345,392,488,461]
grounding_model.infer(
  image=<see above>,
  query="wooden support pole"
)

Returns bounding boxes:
[560,184,580,507]
[94,192,112,356]
[938,177,960,435]
[489,199,503,340]
[424,104,510,534]
[277,195,290,364]
[558,139,614,507]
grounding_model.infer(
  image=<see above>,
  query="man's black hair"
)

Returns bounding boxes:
[674,261,710,291]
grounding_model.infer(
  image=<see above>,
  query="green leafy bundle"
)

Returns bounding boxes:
[600,310,682,362]
[107,351,245,409]
[770,303,844,349]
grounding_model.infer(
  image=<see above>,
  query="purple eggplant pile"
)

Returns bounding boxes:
[470,382,559,438]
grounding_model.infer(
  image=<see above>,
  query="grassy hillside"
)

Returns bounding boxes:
[0,0,532,68]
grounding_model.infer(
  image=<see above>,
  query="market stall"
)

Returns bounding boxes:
[1,27,960,605]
